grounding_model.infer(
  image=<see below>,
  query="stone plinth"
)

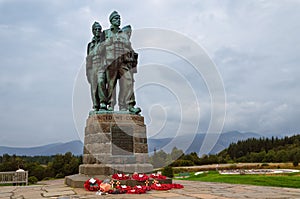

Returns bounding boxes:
[66,113,153,187]
[82,113,153,173]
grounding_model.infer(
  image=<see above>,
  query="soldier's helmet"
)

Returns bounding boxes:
[92,21,102,31]
[109,11,120,23]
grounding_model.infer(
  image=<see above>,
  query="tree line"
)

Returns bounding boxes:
[222,134,300,165]
[150,134,300,167]
[0,152,82,183]
[150,148,225,168]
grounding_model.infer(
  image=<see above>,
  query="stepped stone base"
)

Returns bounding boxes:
[65,174,107,188]
[66,113,155,188]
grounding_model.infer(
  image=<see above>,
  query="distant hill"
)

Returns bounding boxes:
[148,131,262,155]
[0,140,83,156]
[0,131,262,156]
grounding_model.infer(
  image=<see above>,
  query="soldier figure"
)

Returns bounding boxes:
[102,11,141,114]
[86,22,107,111]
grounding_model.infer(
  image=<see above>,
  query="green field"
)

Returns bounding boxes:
[178,171,300,188]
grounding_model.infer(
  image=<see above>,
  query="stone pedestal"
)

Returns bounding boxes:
[66,113,153,187]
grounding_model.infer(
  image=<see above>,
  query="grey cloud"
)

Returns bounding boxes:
[0,0,299,147]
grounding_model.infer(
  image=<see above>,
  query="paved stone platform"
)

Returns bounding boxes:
[0,179,300,199]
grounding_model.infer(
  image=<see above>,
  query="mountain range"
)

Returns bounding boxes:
[0,140,83,156]
[0,131,262,156]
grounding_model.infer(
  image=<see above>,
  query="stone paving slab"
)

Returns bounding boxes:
[150,192,191,198]
[10,186,44,199]
[13,193,43,199]
[43,187,75,192]
[1,179,300,198]
[186,193,228,199]
[0,186,16,192]
[0,192,13,198]
[42,190,76,197]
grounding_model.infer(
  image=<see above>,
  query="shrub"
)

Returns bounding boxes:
[229,164,237,169]
[28,176,38,184]
[162,166,174,178]
[171,159,194,167]
[293,161,299,167]
[55,172,65,178]
[42,177,52,181]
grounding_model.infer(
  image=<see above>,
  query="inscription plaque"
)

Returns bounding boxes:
[112,125,133,155]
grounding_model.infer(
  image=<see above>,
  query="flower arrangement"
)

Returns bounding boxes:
[84,173,184,194]
[116,184,132,191]
[112,173,130,180]
[151,183,172,191]
[127,185,147,194]
[150,173,167,180]
[171,183,184,189]
[84,178,102,191]
[132,173,149,181]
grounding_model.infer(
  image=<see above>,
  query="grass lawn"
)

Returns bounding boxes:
[178,171,300,188]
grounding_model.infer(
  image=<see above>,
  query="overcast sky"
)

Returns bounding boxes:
[0,0,300,147]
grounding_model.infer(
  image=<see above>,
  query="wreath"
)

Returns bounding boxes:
[116,184,132,191]
[151,183,172,191]
[150,173,167,180]
[132,173,149,181]
[112,173,130,180]
[171,183,184,189]
[84,178,102,191]
[126,185,147,194]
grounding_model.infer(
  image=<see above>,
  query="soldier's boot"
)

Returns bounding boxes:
[99,103,107,111]
[128,105,141,115]
[107,105,114,111]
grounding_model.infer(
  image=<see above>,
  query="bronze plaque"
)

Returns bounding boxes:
[112,125,133,155]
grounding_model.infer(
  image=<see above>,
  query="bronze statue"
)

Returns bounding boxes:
[86,11,141,114]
